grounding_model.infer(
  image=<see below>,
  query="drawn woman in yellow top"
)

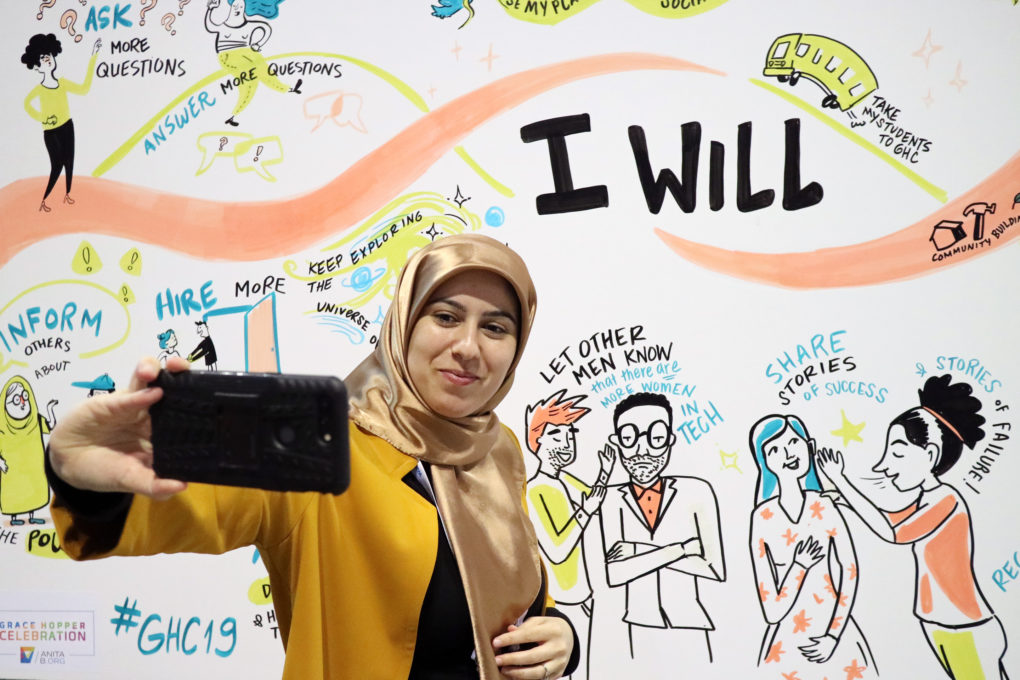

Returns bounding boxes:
[21,34,101,213]
[0,376,58,526]
[205,0,302,127]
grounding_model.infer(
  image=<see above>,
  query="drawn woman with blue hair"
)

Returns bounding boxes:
[156,328,180,368]
[749,413,875,678]
[205,0,301,126]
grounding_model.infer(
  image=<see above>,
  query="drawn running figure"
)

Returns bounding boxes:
[21,34,101,213]
[749,414,876,679]
[205,0,301,126]
[818,375,1009,680]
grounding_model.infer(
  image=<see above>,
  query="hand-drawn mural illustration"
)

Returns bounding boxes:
[21,34,101,213]
[70,373,116,396]
[525,390,616,679]
[749,413,875,678]
[0,376,56,526]
[0,2,1016,678]
[430,0,475,29]
[205,0,301,127]
[818,375,1009,680]
[157,328,181,367]
[763,33,877,127]
[598,392,725,665]
[186,319,218,370]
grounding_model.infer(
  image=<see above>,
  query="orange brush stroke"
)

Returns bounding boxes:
[656,151,1020,288]
[0,53,721,268]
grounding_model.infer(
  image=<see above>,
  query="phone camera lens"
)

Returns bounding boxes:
[277,423,297,446]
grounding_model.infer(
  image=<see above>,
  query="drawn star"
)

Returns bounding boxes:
[792,609,811,634]
[810,500,824,520]
[843,658,866,679]
[480,43,499,72]
[831,409,865,447]
[450,185,470,207]
[422,223,442,241]
[921,88,935,108]
[451,40,463,61]
[764,641,785,664]
[912,29,943,69]
[373,305,387,325]
[719,448,742,473]
[427,85,438,99]
[948,61,967,93]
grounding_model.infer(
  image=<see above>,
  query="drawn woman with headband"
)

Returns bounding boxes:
[818,374,1008,679]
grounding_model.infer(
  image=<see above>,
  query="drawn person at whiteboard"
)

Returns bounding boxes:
[818,374,1008,680]
[21,34,102,213]
[598,392,724,667]
[749,413,875,679]
[157,329,181,368]
[525,389,616,678]
[187,320,218,371]
[205,0,302,127]
[0,377,57,526]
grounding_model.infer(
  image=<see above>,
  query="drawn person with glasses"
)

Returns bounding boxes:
[0,376,58,526]
[597,391,725,668]
[525,389,617,678]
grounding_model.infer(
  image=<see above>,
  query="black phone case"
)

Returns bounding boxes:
[149,370,350,495]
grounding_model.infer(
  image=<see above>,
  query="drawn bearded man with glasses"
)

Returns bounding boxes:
[597,392,725,673]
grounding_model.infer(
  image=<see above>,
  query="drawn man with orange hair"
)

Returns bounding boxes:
[525,389,616,678]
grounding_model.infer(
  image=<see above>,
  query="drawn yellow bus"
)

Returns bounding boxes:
[763,33,877,111]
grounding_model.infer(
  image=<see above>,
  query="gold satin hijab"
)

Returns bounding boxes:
[345,234,543,679]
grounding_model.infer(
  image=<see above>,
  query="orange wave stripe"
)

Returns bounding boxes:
[656,151,1020,288]
[0,53,721,268]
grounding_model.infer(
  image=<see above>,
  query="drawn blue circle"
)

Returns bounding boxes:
[485,207,505,227]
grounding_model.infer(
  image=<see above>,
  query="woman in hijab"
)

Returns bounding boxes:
[46,234,577,679]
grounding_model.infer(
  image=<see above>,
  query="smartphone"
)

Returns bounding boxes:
[149,370,350,495]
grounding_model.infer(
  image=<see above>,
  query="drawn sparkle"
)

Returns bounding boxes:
[831,409,865,447]
[451,40,463,61]
[451,185,470,207]
[948,61,967,93]
[423,223,442,241]
[720,448,742,473]
[480,43,499,72]
[922,88,935,109]
[912,29,943,69]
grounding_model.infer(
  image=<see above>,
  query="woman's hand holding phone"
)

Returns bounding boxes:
[48,356,190,500]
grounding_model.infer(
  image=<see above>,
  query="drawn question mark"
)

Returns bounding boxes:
[161,12,176,35]
[37,0,56,20]
[253,144,264,162]
[139,0,157,25]
[178,0,191,15]
[60,10,83,43]
[218,136,228,151]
